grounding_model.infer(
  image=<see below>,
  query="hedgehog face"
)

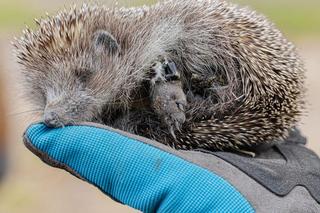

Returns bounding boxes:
[16,25,127,127]
[20,57,103,127]
[40,30,121,127]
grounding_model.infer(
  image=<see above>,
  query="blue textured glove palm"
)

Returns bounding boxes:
[24,123,320,212]
[24,123,254,212]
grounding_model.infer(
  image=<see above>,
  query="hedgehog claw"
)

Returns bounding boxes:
[176,101,185,112]
[175,120,182,133]
[169,125,177,140]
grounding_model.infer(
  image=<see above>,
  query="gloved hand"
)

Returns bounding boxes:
[23,123,320,212]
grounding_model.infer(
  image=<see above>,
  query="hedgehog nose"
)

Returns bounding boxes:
[43,112,60,128]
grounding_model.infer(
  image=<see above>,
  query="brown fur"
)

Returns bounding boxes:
[14,0,305,151]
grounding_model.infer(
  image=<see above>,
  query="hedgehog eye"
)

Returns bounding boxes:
[78,73,91,83]
[93,30,119,55]
[75,69,92,83]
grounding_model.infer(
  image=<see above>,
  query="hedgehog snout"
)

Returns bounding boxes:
[43,111,61,128]
[43,101,76,128]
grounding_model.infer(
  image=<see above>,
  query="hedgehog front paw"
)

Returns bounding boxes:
[151,81,187,139]
[149,58,186,139]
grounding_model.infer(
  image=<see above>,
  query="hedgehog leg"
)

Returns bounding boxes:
[150,58,187,139]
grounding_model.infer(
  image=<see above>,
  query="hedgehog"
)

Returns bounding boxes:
[14,0,305,152]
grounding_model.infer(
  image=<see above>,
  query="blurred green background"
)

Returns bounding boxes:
[0,1,319,213]
[1,0,320,37]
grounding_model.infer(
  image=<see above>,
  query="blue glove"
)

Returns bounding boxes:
[23,123,320,212]
[24,123,254,212]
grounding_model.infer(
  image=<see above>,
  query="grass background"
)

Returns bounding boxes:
[0,0,320,37]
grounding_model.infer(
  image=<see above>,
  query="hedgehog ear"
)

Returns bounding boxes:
[93,30,119,55]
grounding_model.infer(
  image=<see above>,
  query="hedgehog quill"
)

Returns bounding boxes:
[15,0,305,152]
